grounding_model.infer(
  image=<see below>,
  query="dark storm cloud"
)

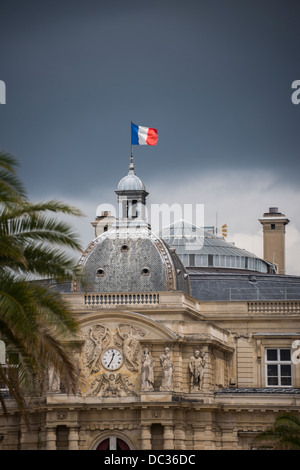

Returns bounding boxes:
[0,0,300,199]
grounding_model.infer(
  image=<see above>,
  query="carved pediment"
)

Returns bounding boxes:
[79,311,179,342]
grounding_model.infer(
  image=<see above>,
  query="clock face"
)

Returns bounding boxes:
[102,348,123,370]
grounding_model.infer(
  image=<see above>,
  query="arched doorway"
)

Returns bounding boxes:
[96,436,131,450]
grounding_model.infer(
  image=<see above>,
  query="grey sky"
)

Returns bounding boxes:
[1,0,300,273]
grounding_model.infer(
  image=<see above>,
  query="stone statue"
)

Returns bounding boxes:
[159,347,174,391]
[141,347,155,391]
[48,366,60,393]
[189,349,205,391]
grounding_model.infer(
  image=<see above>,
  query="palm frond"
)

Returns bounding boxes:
[0,151,27,204]
[0,150,83,424]
[254,413,300,450]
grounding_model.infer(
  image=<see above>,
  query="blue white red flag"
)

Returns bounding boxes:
[131,123,158,146]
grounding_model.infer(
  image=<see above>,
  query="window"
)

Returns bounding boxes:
[121,244,129,252]
[141,268,150,276]
[189,254,195,266]
[271,224,276,230]
[265,348,292,386]
[131,200,138,218]
[96,437,130,450]
[0,346,19,392]
[96,268,105,277]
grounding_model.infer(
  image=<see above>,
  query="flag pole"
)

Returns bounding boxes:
[130,121,134,170]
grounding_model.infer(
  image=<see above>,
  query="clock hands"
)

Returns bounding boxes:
[108,351,115,368]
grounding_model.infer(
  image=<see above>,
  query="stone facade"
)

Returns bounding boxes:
[1,292,300,450]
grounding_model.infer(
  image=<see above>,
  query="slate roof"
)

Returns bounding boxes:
[189,272,300,301]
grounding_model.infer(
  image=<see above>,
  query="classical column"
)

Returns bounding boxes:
[46,427,57,450]
[68,427,79,450]
[140,425,152,450]
[163,425,174,450]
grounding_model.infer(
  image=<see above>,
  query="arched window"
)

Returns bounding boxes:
[95,436,131,450]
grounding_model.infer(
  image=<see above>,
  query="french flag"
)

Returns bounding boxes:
[131,122,158,146]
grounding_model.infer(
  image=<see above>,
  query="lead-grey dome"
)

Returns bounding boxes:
[117,169,146,191]
[76,227,191,294]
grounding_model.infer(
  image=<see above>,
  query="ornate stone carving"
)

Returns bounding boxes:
[80,323,149,397]
[90,372,137,397]
[114,325,142,371]
[159,346,174,391]
[141,347,155,391]
[189,348,206,392]
[85,324,111,373]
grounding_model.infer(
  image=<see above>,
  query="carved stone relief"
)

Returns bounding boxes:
[81,323,146,397]
[84,324,111,373]
[90,372,137,397]
[114,325,143,372]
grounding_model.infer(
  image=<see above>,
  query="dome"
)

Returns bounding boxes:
[118,169,146,191]
[76,227,191,295]
[159,219,276,274]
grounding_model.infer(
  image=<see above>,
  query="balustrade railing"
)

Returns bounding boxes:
[84,292,160,306]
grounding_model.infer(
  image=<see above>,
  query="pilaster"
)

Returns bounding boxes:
[46,427,57,450]
[140,424,152,450]
[163,425,174,450]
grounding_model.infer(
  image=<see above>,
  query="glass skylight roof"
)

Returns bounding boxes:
[158,220,273,273]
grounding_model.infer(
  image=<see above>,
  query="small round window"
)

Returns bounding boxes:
[141,268,150,276]
[121,244,129,252]
[96,268,105,277]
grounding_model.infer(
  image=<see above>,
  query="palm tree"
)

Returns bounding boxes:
[253,413,300,450]
[0,151,83,420]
